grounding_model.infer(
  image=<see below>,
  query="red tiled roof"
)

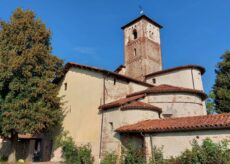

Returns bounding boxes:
[64,62,153,87]
[99,94,145,110]
[127,84,207,100]
[116,113,230,133]
[18,134,42,139]
[121,101,162,113]
[145,65,205,78]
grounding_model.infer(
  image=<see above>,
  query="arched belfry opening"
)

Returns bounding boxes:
[133,29,138,39]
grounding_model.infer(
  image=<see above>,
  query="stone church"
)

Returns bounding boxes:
[57,15,230,163]
[0,14,229,163]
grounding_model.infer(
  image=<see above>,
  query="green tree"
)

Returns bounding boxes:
[213,51,230,113]
[206,91,216,114]
[0,8,63,162]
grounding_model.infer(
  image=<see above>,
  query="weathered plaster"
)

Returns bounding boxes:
[146,68,204,91]
[147,93,207,117]
[145,130,230,159]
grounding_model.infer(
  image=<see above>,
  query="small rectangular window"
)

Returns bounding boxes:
[152,78,156,84]
[64,82,67,91]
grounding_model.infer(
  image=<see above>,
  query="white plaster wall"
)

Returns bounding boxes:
[146,68,204,91]
[58,68,104,162]
[192,69,204,91]
[129,82,147,93]
[147,93,207,117]
[105,77,129,103]
[105,77,147,104]
[117,67,126,75]
[102,107,159,154]
[146,130,230,158]
[58,67,149,162]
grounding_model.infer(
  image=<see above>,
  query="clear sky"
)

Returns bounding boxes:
[0,0,229,93]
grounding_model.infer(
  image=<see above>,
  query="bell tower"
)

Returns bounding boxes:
[122,15,163,81]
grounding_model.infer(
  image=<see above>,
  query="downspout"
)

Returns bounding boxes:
[143,133,155,163]
[150,135,155,163]
[99,76,106,158]
[191,68,195,89]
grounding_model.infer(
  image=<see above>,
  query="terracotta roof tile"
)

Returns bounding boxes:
[127,84,207,100]
[116,113,230,133]
[145,65,205,78]
[99,94,145,110]
[121,101,162,113]
[64,62,153,87]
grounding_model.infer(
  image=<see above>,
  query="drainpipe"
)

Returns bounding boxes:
[143,133,155,164]
[99,76,106,158]
[191,68,195,89]
[150,135,155,163]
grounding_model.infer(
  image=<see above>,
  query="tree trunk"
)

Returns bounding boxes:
[7,133,17,164]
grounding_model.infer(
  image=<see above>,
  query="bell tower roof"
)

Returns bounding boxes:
[121,14,163,30]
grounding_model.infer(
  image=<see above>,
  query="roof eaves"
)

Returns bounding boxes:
[115,113,230,133]
[99,94,145,110]
[127,85,207,100]
[145,65,206,78]
[65,62,153,87]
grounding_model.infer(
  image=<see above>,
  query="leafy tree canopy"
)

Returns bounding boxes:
[213,51,230,113]
[0,8,63,137]
[206,90,216,114]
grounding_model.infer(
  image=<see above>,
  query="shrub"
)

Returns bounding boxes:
[57,133,93,164]
[150,146,164,164]
[149,138,230,164]
[76,145,94,164]
[121,144,146,164]
[100,152,118,164]
[178,138,230,164]
[61,136,78,163]
[0,155,8,162]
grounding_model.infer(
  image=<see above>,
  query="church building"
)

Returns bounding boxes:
[57,15,230,163]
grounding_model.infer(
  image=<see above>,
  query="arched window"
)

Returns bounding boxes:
[133,29,138,39]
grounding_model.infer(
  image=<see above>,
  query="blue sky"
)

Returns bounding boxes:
[0,0,229,93]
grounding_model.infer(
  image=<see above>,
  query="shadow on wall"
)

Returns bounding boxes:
[0,139,11,160]
[0,139,32,161]
[120,133,145,151]
[0,130,61,162]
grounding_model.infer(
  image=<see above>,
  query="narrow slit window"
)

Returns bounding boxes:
[109,122,114,132]
[64,82,67,91]
[134,48,137,56]
[152,78,156,84]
